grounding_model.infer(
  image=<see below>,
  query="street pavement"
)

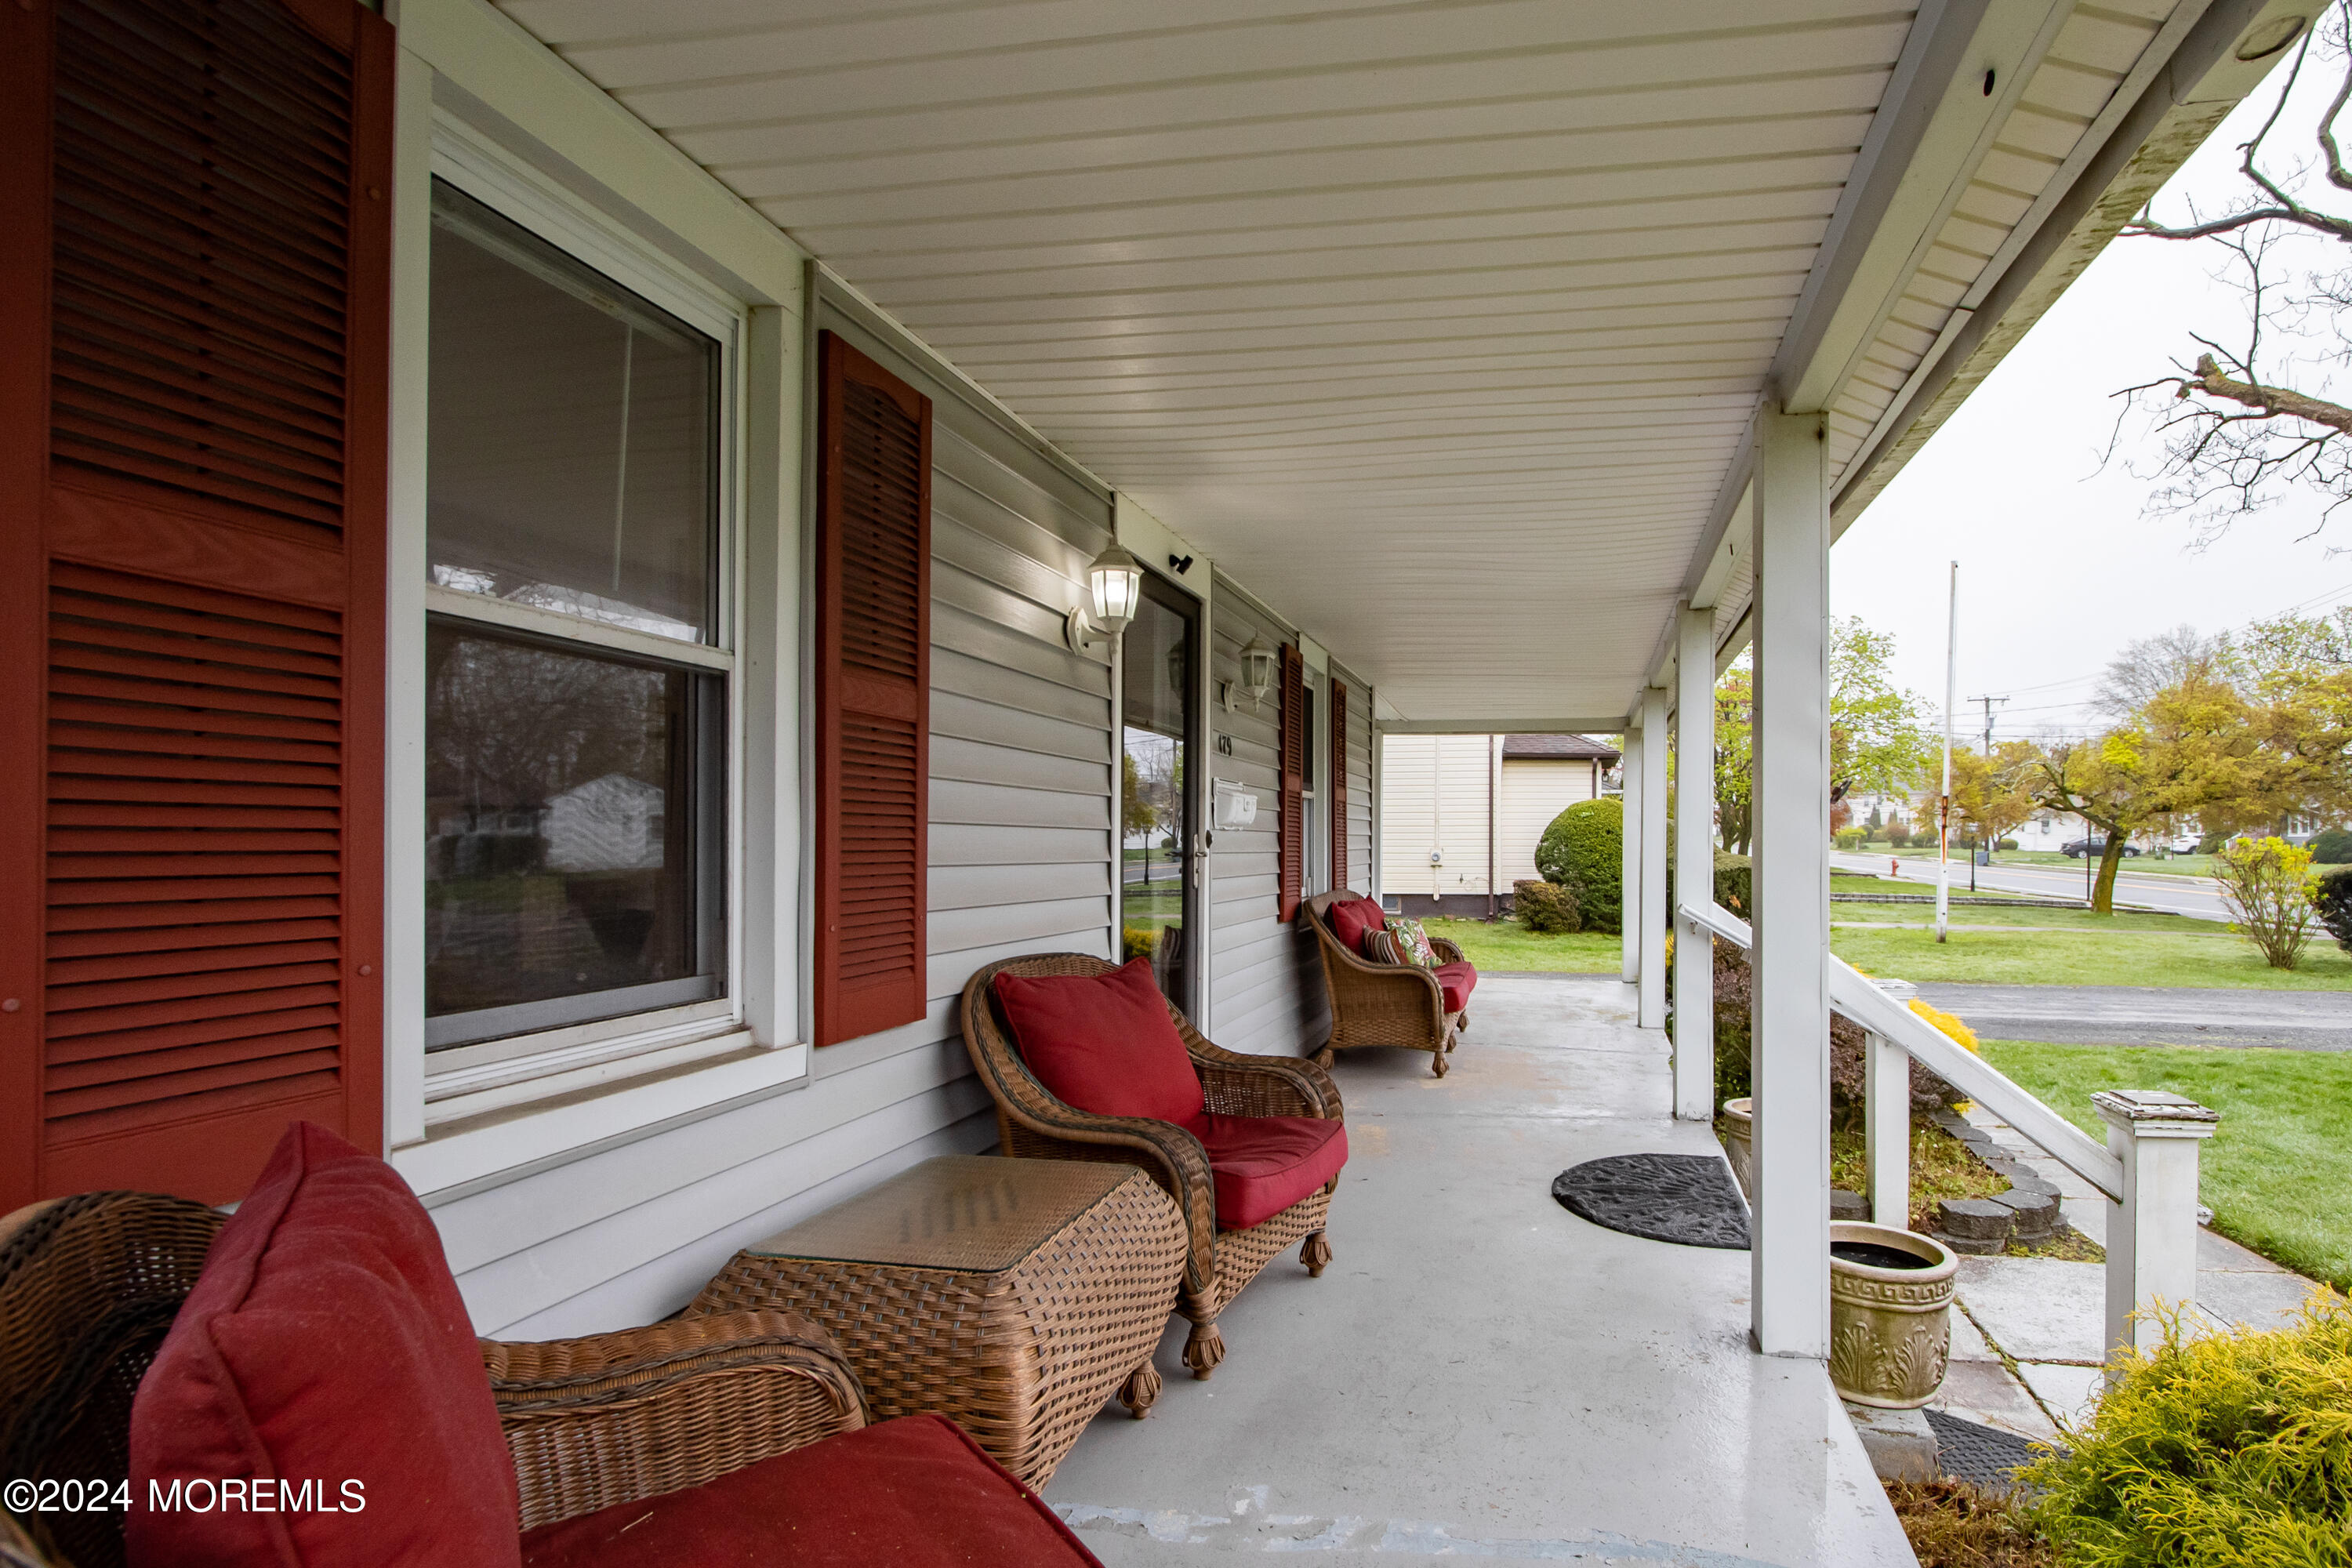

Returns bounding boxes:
[1915,982,2351,1051]
[1831,850,2229,922]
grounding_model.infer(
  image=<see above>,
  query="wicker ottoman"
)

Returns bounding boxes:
[689,1155,1186,1486]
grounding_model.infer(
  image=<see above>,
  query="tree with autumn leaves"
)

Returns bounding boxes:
[2018,609,2352,913]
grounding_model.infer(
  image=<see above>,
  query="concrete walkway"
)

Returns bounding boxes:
[1915,982,2352,1051]
[1929,1102,2328,1444]
[1044,976,1914,1568]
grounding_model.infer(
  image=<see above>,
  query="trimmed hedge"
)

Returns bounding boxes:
[1536,797,1622,933]
[1512,878,1581,934]
[2312,826,2352,864]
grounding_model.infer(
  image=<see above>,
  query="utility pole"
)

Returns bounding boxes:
[1936,563,1956,944]
[1966,693,2008,757]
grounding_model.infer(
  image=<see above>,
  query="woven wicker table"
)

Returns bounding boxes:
[689,1154,1186,1487]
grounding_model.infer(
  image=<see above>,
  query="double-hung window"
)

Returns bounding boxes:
[420,175,735,1071]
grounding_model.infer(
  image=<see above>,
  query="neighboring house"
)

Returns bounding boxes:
[1379,734,1621,916]
[545,774,666,873]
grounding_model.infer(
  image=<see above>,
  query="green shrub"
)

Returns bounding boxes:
[2216,835,2319,971]
[2316,867,2352,955]
[2312,826,2352,864]
[1835,826,1867,848]
[1536,797,1621,933]
[1712,851,1751,917]
[1886,827,1912,848]
[2026,1294,2352,1567]
[1512,879,1581,934]
[1996,837,2020,851]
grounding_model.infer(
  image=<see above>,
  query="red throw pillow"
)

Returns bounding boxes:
[992,958,1203,1124]
[128,1123,523,1568]
[1327,897,1385,952]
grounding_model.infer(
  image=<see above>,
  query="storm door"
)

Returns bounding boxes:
[1120,574,1200,1012]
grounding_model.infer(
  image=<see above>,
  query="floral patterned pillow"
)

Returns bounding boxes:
[1363,915,1439,969]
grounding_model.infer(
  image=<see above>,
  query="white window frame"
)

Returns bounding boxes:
[394,111,762,1134]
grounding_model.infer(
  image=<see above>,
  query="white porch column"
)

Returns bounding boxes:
[1672,607,1715,1120]
[1638,685,1668,1029]
[2097,1091,2219,1364]
[1619,724,1642,985]
[1749,408,1832,1358]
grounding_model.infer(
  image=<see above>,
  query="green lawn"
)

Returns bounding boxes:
[1832,924,2352,989]
[1421,917,1622,973]
[1983,1040,2352,1294]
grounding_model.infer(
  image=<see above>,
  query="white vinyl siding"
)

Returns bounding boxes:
[1207,579,1322,1057]
[1498,758,1597,888]
[1378,734,1494,898]
[1334,660,1374,896]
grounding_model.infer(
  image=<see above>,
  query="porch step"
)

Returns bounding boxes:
[1842,1402,1938,1483]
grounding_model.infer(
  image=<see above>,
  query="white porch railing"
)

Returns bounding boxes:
[1679,899,2217,1363]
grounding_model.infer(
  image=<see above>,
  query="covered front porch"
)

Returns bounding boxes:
[0,0,2316,1561]
[1046,975,1911,1566]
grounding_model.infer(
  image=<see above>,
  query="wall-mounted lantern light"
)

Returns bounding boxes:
[1229,630,1277,711]
[1065,543,1144,652]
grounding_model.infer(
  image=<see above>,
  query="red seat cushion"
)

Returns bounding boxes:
[1436,960,1478,1012]
[992,957,1203,1124]
[1327,897,1386,953]
[518,1414,1101,1567]
[128,1123,522,1568]
[1182,1113,1348,1230]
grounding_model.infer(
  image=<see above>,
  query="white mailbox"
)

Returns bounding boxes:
[1211,781,1258,830]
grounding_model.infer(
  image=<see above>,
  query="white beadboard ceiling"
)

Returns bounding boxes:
[493,0,2190,720]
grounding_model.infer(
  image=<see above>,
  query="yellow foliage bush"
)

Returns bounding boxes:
[2026,1294,2352,1567]
[1909,998,1980,1055]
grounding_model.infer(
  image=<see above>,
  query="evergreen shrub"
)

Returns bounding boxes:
[1512,879,1581,934]
[2027,1296,2352,1568]
[2315,866,2352,955]
[1536,797,1622,933]
[2311,826,2352,864]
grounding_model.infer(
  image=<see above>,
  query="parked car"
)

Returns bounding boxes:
[2060,837,2140,858]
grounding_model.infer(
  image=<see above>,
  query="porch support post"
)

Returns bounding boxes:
[1637,685,1668,1029]
[1672,607,1715,1120]
[2096,1091,2218,1366]
[1750,407,1831,1358]
[1619,724,1642,985]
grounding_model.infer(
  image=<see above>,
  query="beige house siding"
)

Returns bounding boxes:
[1380,738,1604,902]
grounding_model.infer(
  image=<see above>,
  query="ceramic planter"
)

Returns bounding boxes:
[1720,1097,1753,1199]
[1828,1222,1957,1408]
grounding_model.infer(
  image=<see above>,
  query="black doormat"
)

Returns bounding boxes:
[1925,1408,2056,1492]
[1551,1153,1750,1249]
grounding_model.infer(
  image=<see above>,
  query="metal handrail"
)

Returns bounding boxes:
[1679,901,2122,1200]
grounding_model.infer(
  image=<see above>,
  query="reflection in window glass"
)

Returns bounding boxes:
[427,180,717,643]
[1121,586,1193,1006]
[424,622,723,1047]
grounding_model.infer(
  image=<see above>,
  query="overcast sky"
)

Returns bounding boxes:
[1832,52,2352,744]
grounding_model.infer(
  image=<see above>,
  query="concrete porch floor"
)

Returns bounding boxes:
[1042,976,1915,1567]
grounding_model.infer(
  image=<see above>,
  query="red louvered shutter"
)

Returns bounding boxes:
[0,0,392,1211]
[1277,643,1305,922]
[814,332,931,1047]
[1330,679,1349,892]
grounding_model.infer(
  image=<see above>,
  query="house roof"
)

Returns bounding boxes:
[1502,735,1620,762]
[498,0,2299,723]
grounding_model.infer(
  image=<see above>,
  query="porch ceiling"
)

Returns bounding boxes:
[492,0,2240,719]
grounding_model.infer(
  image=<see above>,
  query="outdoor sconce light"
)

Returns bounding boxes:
[1065,543,1144,652]
[1229,631,1277,712]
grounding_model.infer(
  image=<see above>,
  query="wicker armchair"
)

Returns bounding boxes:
[0,1190,866,1565]
[1301,890,1469,1076]
[960,954,1342,1381]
